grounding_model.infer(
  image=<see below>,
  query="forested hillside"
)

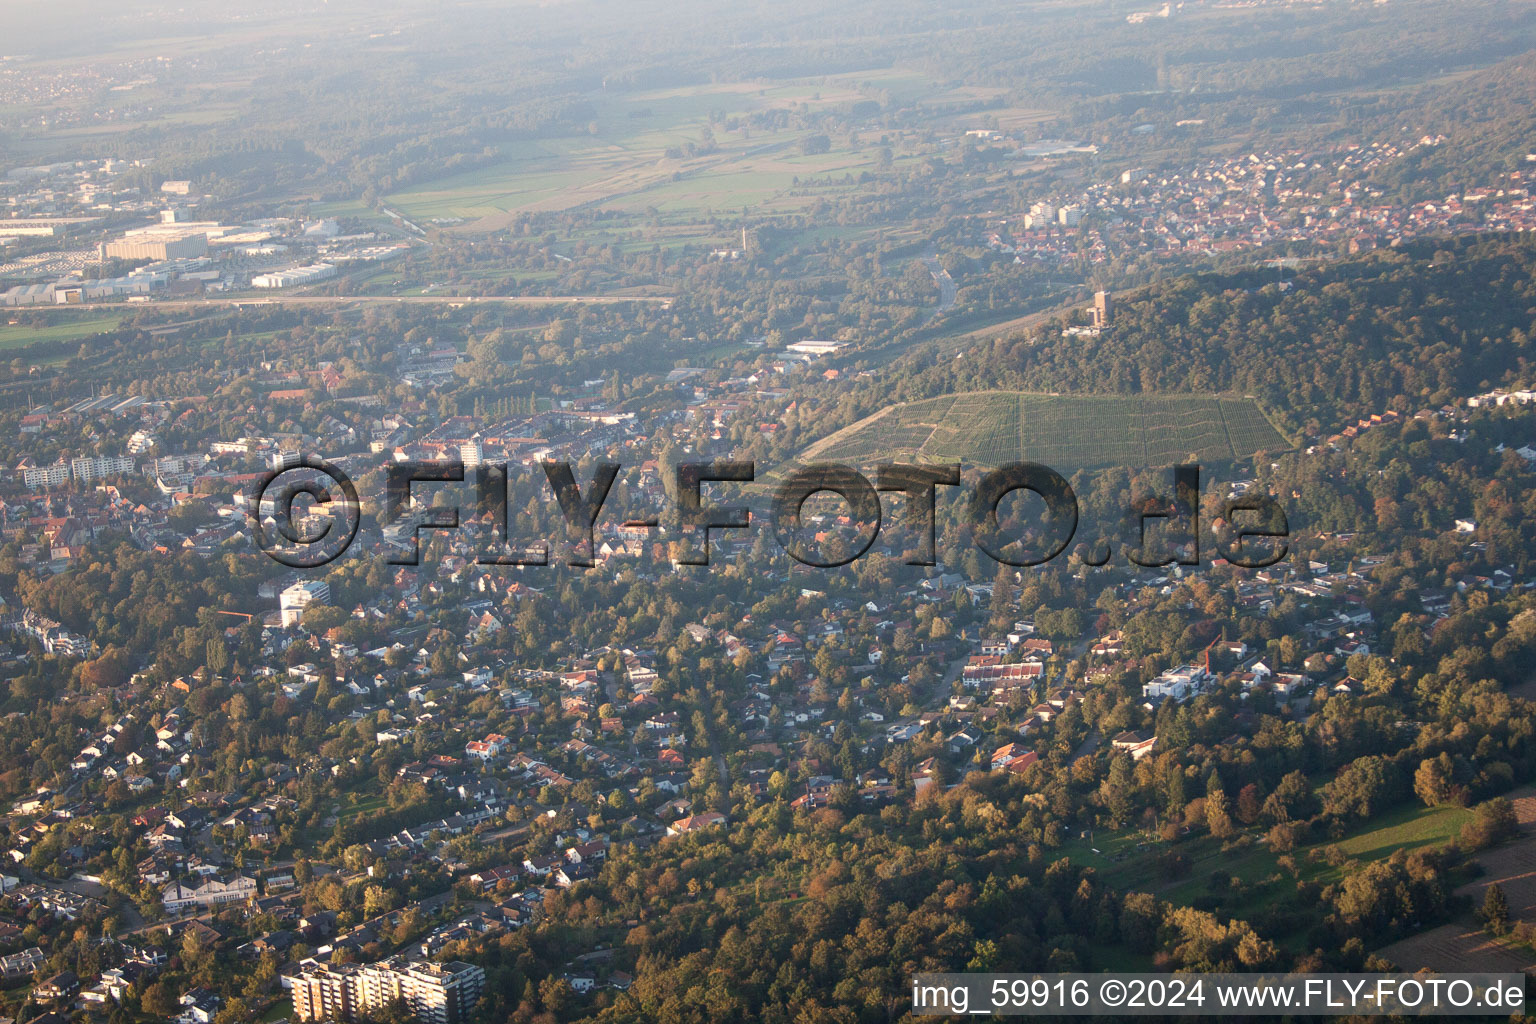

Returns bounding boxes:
[769,235,1536,463]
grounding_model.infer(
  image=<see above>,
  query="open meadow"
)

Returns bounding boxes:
[375,69,1049,231]
[801,390,1291,471]
[0,313,124,352]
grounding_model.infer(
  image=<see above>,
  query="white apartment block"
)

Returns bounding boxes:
[292,957,484,1024]
[1142,664,1213,702]
[280,581,332,629]
[71,454,136,484]
[22,462,71,490]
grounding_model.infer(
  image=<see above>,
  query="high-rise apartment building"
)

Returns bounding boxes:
[280,580,332,629]
[291,958,484,1024]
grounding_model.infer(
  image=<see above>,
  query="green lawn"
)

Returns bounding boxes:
[339,792,389,822]
[259,998,292,1022]
[0,314,123,350]
[697,340,752,363]
[1320,801,1474,880]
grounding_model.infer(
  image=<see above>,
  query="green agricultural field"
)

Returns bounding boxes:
[0,314,123,351]
[801,390,1290,471]
[380,68,1006,230]
[385,130,885,226]
[307,196,384,222]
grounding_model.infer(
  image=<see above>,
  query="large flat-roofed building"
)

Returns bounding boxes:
[1,283,58,307]
[251,263,337,289]
[105,229,209,262]
[0,217,103,238]
[784,339,843,357]
[292,958,484,1024]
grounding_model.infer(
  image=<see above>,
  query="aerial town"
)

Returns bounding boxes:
[1,0,1536,1022]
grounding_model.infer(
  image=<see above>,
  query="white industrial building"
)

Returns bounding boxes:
[0,216,103,237]
[0,284,58,307]
[252,263,337,289]
[104,228,209,262]
[784,339,843,357]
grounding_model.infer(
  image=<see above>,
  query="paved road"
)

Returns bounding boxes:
[959,304,1068,341]
[1071,733,1102,760]
[924,649,971,709]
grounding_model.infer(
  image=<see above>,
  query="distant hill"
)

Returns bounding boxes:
[831,235,1536,442]
[800,390,1289,472]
